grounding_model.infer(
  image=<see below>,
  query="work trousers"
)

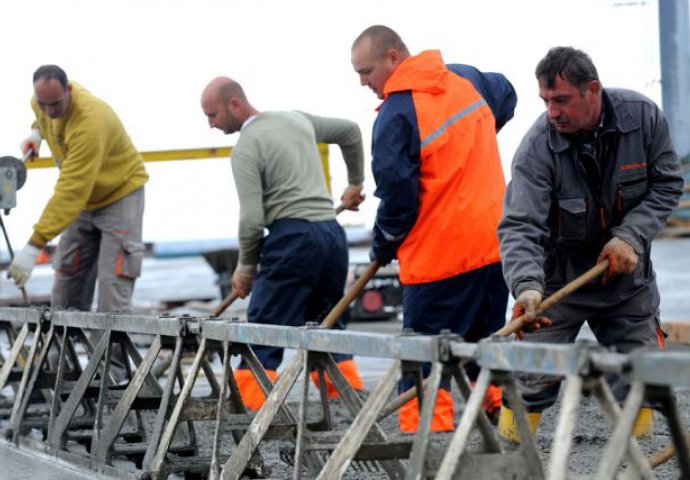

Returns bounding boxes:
[51,187,145,381]
[508,280,664,411]
[400,261,509,390]
[238,218,353,371]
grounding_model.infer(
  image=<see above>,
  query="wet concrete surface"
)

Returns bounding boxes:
[0,438,116,480]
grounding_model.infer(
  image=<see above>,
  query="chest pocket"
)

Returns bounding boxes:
[616,178,648,222]
[557,197,587,244]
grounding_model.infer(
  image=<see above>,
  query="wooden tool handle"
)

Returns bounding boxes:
[212,290,239,317]
[321,260,380,329]
[496,259,610,338]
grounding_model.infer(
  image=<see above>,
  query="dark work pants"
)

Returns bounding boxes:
[400,262,509,392]
[238,218,352,371]
[507,281,663,411]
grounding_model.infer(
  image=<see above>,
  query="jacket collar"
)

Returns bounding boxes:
[548,89,640,153]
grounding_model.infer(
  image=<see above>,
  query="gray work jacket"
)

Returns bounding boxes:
[499,88,683,306]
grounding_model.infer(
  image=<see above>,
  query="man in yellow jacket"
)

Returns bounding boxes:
[8,65,148,378]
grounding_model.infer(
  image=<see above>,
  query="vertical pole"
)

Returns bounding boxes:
[659,0,690,159]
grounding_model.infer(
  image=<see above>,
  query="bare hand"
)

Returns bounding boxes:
[232,270,255,298]
[340,185,365,212]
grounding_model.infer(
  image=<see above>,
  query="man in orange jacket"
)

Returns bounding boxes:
[351,25,517,433]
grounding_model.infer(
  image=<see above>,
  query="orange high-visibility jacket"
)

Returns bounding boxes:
[371,50,511,284]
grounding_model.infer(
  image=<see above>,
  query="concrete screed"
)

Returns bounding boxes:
[1,238,689,478]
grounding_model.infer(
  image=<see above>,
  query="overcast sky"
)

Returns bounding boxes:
[0,0,662,246]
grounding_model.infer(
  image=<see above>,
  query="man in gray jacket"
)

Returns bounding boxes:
[497,46,683,441]
[200,76,366,410]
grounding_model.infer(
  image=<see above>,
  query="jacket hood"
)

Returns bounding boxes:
[383,50,448,98]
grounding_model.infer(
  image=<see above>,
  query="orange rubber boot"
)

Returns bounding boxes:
[399,388,454,433]
[310,359,365,398]
[233,368,278,410]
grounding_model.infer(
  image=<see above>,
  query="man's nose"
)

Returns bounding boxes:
[547,102,560,119]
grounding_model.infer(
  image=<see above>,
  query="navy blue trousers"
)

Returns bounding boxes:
[238,219,352,371]
[400,262,509,391]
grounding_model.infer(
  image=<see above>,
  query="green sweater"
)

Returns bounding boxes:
[231,111,364,269]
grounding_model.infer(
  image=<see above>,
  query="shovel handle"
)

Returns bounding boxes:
[321,260,380,329]
[21,148,36,164]
[496,259,610,338]
[212,290,239,317]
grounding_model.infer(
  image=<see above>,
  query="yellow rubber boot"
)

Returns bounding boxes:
[632,407,654,439]
[498,406,541,443]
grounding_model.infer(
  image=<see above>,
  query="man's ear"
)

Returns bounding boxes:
[227,97,239,112]
[589,80,602,96]
[388,48,402,66]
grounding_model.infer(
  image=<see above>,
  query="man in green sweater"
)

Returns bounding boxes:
[201,76,366,409]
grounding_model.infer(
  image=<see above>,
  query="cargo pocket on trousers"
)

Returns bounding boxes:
[56,245,82,275]
[115,240,145,280]
[557,197,587,244]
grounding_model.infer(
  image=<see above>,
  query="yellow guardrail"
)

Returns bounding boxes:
[25,144,333,192]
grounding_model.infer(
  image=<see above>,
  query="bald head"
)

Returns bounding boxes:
[201,76,256,134]
[352,25,409,59]
[202,76,247,104]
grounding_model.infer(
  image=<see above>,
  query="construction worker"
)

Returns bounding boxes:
[200,77,366,409]
[351,25,517,433]
[9,65,148,382]
[497,46,683,441]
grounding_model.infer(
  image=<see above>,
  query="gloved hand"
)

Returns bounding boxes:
[512,289,542,322]
[597,237,638,286]
[7,244,42,287]
[339,184,366,212]
[232,269,256,298]
[510,289,552,340]
[20,129,41,159]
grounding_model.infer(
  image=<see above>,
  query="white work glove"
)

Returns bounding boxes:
[20,129,41,159]
[597,237,638,285]
[7,244,41,287]
[510,289,551,340]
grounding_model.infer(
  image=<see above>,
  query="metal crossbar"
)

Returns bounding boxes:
[0,308,689,479]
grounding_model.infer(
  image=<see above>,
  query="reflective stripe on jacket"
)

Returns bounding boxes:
[372,50,512,284]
